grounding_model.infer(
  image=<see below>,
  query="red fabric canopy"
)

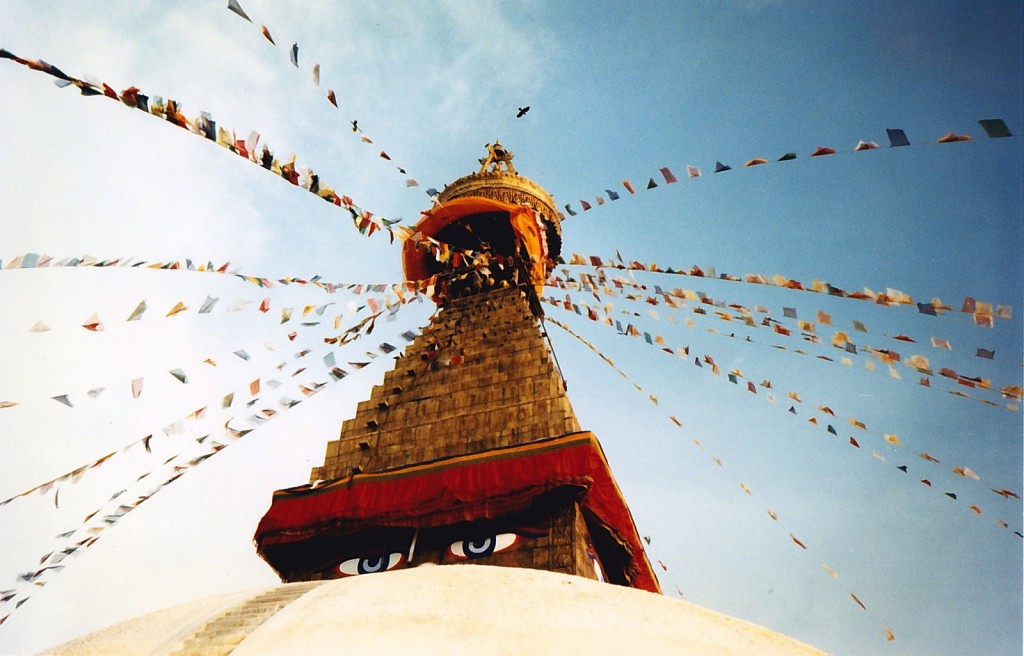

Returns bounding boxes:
[254,432,660,593]
[402,196,548,294]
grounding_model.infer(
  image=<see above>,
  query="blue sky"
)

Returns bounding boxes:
[1,1,1021,654]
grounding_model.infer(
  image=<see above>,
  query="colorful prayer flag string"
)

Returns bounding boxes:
[560,120,1014,218]
[547,268,1019,410]
[0,49,409,244]
[222,0,421,190]
[561,255,1013,328]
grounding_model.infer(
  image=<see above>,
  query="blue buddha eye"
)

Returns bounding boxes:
[337,552,406,576]
[448,533,520,560]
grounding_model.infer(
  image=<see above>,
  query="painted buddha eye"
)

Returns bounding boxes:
[337,552,406,576]
[448,533,521,560]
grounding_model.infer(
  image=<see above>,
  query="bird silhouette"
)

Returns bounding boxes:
[516,106,530,118]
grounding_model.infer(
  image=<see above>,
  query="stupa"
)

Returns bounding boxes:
[252,142,658,591]
[46,145,828,656]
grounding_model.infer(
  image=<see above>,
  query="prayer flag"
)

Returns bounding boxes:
[52,395,72,407]
[312,63,320,86]
[978,118,1011,138]
[290,43,299,67]
[82,313,104,331]
[169,369,188,384]
[660,167,677,184]
[327,89,337,107]
[686,165,700,178]
[886,128,910,147]
[810,146,835,157]
[261,24,275,44]
[563,204,577,217]
[976,348,994,359]
[744,158,767,167]
[605,189,619,201]
[227,0,252,22]
[937,132,972,143]
[854,140,879,151]
[952,466,979,480]
[714,161,731,172]
[131,377,144,398]
[198,296,218,314]
[166,301,188,317]
[622,180,636,194]
[646,178,657,189]
[777,152,797,161]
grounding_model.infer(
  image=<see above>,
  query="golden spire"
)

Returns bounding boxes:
[478,141,516,174]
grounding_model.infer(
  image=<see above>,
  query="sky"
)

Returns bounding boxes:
[0,1,1022,654]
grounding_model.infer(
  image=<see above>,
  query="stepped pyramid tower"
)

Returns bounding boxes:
[253,142,660,591]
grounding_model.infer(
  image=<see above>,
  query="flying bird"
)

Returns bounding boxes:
[516,106,530,118]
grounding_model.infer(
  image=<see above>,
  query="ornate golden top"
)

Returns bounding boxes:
[478,141,517,174]
[438,142,562,246]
